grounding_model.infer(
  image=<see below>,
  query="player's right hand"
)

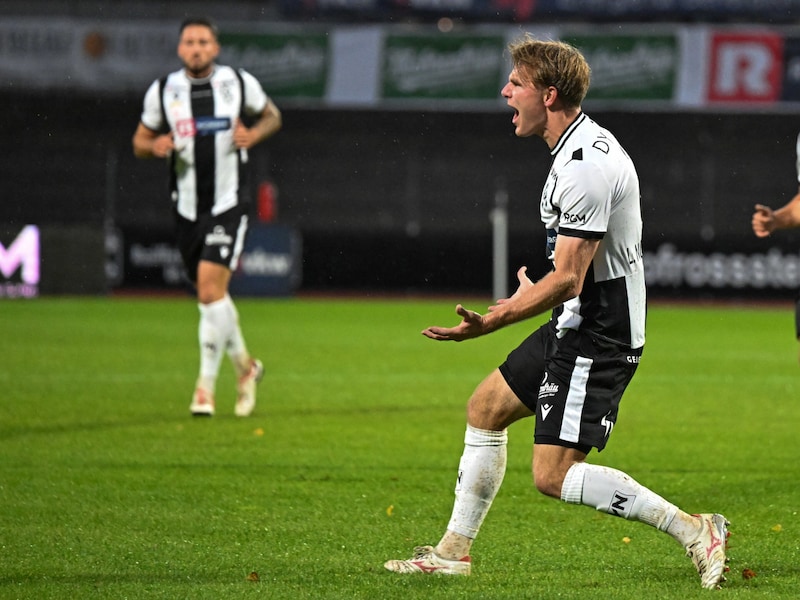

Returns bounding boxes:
[152,132,176,158]
[752,204,774,237]
[422,304,486,342]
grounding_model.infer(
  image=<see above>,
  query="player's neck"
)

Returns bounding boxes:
[543,108,582,150]
[185,64,215,81]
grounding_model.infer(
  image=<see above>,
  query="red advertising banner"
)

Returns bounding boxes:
[708,32,784,103]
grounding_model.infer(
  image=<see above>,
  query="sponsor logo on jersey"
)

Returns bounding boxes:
[175,118,196,138]
[175,116,232,138]
[195,116,232,136]
[561,212,586,224]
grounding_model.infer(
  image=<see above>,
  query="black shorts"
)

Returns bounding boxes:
[174,206,249,283]
[499,323,642,453]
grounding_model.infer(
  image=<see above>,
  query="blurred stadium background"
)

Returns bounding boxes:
[3,0,800,299]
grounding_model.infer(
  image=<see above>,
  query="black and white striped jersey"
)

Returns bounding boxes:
[540,113,646,349]
[140,65,269,221]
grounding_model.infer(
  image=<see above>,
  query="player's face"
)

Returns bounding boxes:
[501,68,547,139]
[177,25,220,78]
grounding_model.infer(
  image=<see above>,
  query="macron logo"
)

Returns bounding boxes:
[540,404,553,421]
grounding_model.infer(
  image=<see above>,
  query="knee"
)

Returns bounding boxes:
[532,468,563,499]
[466,395,496,429]
[465,371,529,431]
[197,289,221,305]
[196,281,227,305]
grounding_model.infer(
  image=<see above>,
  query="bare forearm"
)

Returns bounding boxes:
[247,101,282,147]
[132,135,156,158]
[132,124,173,159]
[772,192,800,230]
[485,270,577,331]
[250,115,281,144]
[421,266,581,343]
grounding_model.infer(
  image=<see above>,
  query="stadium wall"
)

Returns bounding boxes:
[3,17,800,297]
[2,94,800,298]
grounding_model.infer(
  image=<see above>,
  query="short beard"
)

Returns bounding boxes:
[185,61,213,79]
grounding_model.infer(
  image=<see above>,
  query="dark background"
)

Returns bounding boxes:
[3,0,800,297]
[2,90,799,295]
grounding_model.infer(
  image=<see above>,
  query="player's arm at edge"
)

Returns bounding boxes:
[771,190,800,230]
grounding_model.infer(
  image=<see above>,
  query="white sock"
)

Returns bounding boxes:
[445,425,508,539]
[561,463,695,542]
[222,294,246,356]
[219,294,250,374]
[198,296,237,388]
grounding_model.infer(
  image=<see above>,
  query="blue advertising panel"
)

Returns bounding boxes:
[230,224,303,297]
[119,224,301,297]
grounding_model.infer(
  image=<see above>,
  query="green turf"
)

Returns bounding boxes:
[0,296,798,599]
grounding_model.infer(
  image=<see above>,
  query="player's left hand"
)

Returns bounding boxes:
[489,266,534,311]
[422,304,486,342]
[232,120,256,149]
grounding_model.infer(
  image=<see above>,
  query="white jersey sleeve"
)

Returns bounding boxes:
[240,69,269,117]
[554,159,612,238]
[140,79,164,132]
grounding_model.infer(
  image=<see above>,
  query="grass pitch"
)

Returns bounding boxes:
[0,296,798,599]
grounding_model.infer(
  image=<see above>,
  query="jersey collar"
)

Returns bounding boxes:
[550,112,587,157]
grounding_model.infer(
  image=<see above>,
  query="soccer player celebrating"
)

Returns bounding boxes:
[384,35,730,589]
[132,17,282,417]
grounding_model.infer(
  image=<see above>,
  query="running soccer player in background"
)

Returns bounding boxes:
[752,131,800,364]
[384,35,730,589]
[132,17,282,417]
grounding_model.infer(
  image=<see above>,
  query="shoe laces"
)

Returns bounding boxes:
[412,545,436,559]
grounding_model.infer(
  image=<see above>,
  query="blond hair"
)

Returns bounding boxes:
[507,35,591,109]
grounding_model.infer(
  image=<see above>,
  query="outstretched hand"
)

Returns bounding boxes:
[422,304,486,342]
[422,266,535,342]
